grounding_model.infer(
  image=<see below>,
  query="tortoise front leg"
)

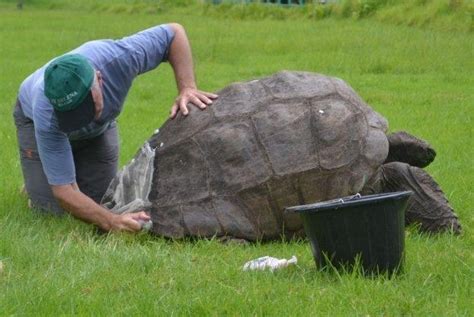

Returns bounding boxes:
[362,162,461,234]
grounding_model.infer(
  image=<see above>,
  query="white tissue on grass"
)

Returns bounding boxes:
[243,256,297,272]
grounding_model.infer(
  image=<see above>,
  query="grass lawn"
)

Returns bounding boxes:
[0,2,473,315]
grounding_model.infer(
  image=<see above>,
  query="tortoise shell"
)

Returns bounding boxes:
[105,71,389,240]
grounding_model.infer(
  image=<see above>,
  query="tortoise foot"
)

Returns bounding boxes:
[380,162,461,234]
[219,236,250,245]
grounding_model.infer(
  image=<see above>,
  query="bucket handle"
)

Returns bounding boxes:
[337,193,361,204]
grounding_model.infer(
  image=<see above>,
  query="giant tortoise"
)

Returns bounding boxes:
[102,71,461,240]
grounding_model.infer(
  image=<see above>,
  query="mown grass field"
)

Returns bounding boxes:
[0,1,473,315]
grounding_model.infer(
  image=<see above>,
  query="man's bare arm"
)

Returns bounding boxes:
[167,23,218,119]
[51,184,149,232]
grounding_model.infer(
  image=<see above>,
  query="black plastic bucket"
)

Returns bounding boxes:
[286,191,412,274]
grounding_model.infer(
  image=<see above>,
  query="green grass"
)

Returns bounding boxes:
[0,2,473,316]
[2,0,472,33]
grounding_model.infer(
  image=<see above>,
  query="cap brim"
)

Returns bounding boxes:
[55,92,95,133]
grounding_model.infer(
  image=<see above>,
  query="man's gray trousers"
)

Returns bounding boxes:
[13,100,119,214]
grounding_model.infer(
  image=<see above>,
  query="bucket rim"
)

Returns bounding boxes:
[285,191,412,214]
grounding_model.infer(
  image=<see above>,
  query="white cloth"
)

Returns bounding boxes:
[243,256,297,272]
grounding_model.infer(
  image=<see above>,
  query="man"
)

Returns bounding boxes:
[14,23,217,232]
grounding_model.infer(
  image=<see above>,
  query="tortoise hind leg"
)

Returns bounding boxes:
[385,131,436,168]
[362,162,461,234]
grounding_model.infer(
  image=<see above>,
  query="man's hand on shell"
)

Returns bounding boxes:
[170,87,218,119]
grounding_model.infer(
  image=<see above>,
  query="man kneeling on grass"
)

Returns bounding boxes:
[14,23,217,232]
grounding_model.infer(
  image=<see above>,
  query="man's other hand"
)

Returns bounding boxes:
[109,211,151,232]
[170,88,218,119]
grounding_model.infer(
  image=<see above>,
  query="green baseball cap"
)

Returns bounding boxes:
[44,54,96,132]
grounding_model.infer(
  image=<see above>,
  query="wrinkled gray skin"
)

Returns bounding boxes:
[102,71,461,240]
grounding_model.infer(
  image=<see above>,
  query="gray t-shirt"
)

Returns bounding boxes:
[18,24,175,185]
